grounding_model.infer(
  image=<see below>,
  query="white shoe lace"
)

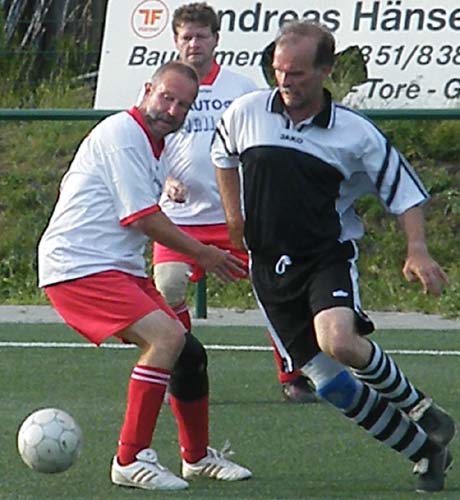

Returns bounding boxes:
[208,440,235,461]
[136,448,167,471]
[413,458,429,475]
[409,397,433,422]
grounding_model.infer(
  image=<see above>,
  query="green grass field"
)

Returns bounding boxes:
[1,324,459,499]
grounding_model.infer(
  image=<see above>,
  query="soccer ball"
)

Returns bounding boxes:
[17,408,82,473]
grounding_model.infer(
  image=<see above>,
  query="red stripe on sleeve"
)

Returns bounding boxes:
[120,205,161,226]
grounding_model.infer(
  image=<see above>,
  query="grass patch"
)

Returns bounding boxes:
[1,324,460,499]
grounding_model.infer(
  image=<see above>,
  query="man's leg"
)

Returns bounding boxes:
[270,336,318,403]
[45,273,191,491]
[351,339,456,446]
[169,333,209,464]
[315,307,455,446]
[302,352,451,493]
[169,334,252,481]
[111,310,190,490]
[154,263,251,480]
[154,262,192,331]
[314,308,453,492]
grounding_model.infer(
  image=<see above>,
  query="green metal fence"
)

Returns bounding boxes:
[1,107,459,317]
[2,108,460,121]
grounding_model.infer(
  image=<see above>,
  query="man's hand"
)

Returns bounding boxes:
[403,246,449,296]
[197,244,247,282]
[165,176,187,203]
[399,206,449,295]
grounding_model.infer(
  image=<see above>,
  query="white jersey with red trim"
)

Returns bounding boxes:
[161,62,257,225]
[38,108,167,286]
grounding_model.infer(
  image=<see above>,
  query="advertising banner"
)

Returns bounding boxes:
[94,0,460,109]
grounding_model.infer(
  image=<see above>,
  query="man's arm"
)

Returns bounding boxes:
[215,166,245,250]
[131,210,246,281]
[398,206,448,295]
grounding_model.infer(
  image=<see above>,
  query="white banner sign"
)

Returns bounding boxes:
[94,0,460,109]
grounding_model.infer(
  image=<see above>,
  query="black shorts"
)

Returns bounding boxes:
[250,241,374,371]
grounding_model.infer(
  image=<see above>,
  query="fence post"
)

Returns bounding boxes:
[195,276,207,319]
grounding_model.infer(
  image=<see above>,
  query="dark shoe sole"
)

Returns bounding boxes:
[415,448,452,493]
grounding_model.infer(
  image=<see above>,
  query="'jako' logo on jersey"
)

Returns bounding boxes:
[280,133,303,144]
[131,0,169,39]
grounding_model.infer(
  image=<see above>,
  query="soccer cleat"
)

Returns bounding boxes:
[414,447,452,493]
[282,375,318,404]
[409,398,456,446]
[111,448,189,490]
[182,443,252,481]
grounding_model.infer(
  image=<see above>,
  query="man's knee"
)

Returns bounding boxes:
[154,262,191,307]
[118,310,187,367]
[170,334,208,401]
[314,307,357,362]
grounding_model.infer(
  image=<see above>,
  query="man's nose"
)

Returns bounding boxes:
[167,101,183,117]
[279,72,290,86]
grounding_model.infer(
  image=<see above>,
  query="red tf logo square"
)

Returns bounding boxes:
[131,0,170,39]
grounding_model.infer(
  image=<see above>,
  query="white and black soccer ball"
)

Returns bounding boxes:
[17,408,82,473]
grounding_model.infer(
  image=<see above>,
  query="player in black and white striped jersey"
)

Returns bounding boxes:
[212,19,453,493]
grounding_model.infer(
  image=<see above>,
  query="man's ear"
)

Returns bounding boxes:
[261,41,276,87]
[320,65,333,81]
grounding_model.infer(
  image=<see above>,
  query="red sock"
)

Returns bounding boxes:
[269,335,302,384]
[117,365,170,465]
[173,303,192,331]
[170,395,208,463]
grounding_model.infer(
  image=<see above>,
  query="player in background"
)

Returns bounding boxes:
[153,2,316,403]
[38,61,251,492]
[212,20,454,493]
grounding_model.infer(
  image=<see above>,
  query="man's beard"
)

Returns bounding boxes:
[146,110,182,133]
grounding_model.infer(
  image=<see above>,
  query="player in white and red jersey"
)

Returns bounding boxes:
[38,61,252,492]
[152,2,317,403]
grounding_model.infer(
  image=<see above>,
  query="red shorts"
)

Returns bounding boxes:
[44,270,178,345]
[153,223,249,282]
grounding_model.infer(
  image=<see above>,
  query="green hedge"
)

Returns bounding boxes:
[1,82,459,317]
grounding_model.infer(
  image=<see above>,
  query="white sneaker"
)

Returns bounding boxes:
[182,443,252,481]
[111,448,189,490]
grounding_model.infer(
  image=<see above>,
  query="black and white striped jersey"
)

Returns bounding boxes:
[211,88,429,259]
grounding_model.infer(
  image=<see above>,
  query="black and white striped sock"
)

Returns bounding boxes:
[343,379,439,462]
[352,340,424,412]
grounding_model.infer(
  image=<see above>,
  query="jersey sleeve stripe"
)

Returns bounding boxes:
[400,156,429,198]
[120,205,161,226]
[214,121,234,156]
[385,160,402,207]
[376,140,392,192]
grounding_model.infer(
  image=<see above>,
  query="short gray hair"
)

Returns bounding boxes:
[150,61,199,87]
[276,20,335,68]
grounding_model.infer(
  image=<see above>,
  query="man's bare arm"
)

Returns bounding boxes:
[131,210,246,281]
[215,166,245,250]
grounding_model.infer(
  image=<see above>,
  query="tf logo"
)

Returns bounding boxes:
[131,0,169,39]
